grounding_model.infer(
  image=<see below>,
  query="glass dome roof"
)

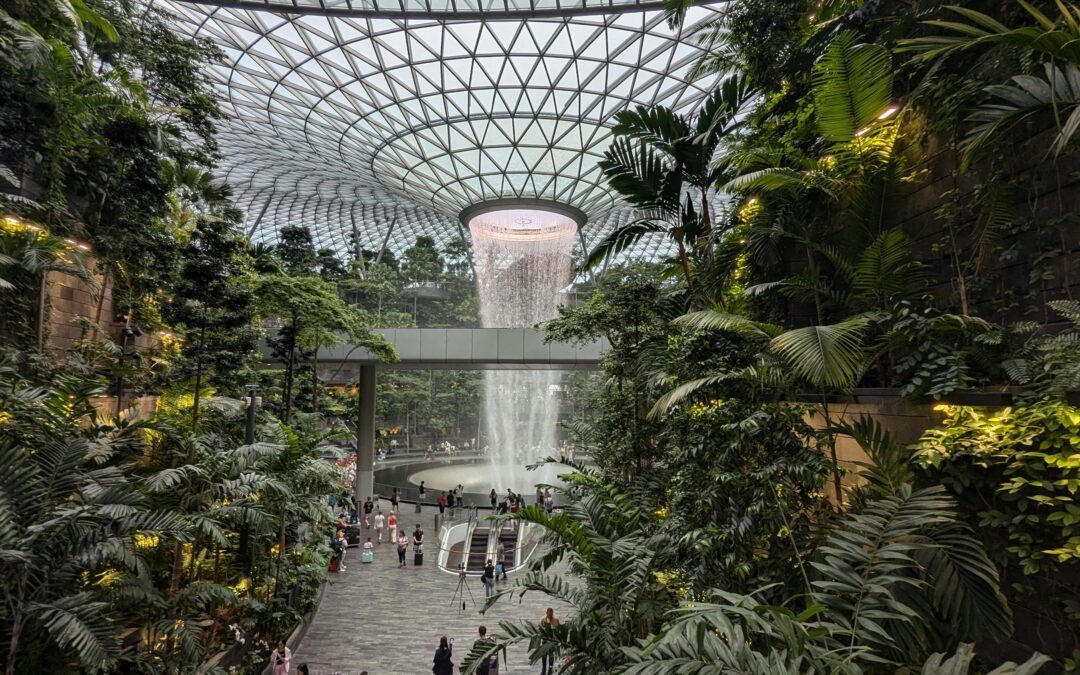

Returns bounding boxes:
[158,1,731,265]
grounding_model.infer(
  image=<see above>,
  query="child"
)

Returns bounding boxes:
[361,536,374,564]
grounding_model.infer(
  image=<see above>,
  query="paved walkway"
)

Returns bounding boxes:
[291,500,564,675]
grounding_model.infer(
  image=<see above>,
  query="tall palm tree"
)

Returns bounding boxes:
[588,75,756,304]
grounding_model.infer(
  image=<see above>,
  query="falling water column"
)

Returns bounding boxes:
[466,206,578,494]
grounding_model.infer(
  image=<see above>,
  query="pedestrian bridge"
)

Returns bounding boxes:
[267,327,606,376]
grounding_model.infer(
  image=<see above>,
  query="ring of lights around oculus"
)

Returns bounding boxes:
[465,206,578,246]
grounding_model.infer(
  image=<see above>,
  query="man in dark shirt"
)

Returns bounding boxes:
[472,625,497,675]
[363,496,374,528]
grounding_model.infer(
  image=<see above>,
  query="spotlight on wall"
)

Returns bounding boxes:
[877,106,899,120]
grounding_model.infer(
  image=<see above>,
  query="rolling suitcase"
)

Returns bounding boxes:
[414,545,423,566]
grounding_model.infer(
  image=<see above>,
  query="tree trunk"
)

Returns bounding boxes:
[168,541,185,596]
[5,576,25,675]
[673,228,696,307]
[283,318,297,424]
[821,399,844,510]
[91,266,111,338]
[190,319,207,443]
[311,336,320,413]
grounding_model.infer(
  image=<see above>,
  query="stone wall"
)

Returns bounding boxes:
[42,264,113,357]
[802,390,943,492]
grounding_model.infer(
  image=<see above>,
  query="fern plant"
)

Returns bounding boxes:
[810,486,1011,662]
[1004,300,1080,400]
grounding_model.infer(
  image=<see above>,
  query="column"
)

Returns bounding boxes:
[354,364,376,510]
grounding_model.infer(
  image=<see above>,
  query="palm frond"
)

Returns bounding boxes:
[813,31,894,142]
[770,318,871,390]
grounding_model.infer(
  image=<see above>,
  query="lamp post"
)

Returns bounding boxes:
[245,384,258,445]
[115,326,143,418]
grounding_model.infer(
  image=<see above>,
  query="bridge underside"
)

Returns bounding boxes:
[265,328,606,381]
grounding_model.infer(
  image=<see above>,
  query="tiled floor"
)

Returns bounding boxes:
[291,500,564,675]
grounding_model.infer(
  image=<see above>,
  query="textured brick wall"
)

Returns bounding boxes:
[43,265,112,357]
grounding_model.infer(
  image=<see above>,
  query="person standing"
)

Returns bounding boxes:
[489,488,497,511]
[482,558,496,597]
[417,481,426,513]
[539,608,560,675]
[390,487,399,512]
[373,509,385,544]
[545,489,554,515]
[447,489,456,518]
[270,640,291,675]
[386,511,398,543]
[432,636,454,675]
[396,529,408,568]
[438,491,447,516]
[412,523,425,565]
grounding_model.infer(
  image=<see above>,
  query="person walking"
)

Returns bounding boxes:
[545,489,554,515]
[447,489,456,518]
[386,511,398,543]
[539,608,560,675]
[473,626,497,675]
[495,541,507,582]
[417,481,426,513]
[396,529,408,568]
[373,509,385,544]
[535,487,544,508]
[390,487,399,512]
[270,639,291,675]
[363,496,374,528]
[489,488,497,511]
[482,558,496,597]
[432,636,454,675]
[438,491,447,516]
[362,536,375,563]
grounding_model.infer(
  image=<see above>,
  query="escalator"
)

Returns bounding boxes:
[466,526,490,572]
[497,524,518,568]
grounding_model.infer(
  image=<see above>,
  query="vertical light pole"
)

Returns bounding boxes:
[245,384,258,445]
[114,326,143,418]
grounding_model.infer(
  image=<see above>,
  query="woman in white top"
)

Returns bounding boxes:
[270,640,291,675]
[373,509,385,543]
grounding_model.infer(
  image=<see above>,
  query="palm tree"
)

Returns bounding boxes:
[588,75,756,304]
[462,465,670,674]
[901,2,1080,163]
[622,488,1018,671]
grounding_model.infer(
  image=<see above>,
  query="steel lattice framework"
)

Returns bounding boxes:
[159,0,730,266]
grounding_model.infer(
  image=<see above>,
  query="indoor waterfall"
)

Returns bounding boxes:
[468,207,577,494]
